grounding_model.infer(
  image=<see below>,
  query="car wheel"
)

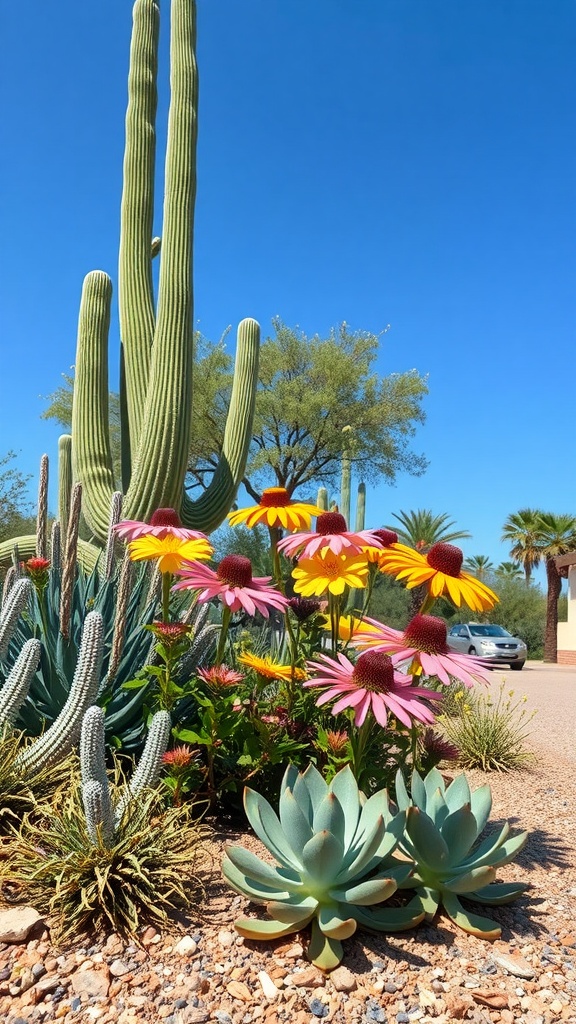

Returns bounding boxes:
[510,662,525,671]
[468,646,477,655]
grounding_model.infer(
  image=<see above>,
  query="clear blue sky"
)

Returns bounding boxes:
[1,0,575,576]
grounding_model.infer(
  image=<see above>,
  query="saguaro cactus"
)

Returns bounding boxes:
[71,0,260,544]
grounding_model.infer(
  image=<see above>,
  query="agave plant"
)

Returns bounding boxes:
[394,767,528,939]
[222,763,424,970]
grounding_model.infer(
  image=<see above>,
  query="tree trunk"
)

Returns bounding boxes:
[543,556,562,662]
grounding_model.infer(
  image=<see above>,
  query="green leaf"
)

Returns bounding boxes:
[350,900,426,932]
[394,769,411,812]
[335,815,386,883]
[405,807,450,869]
[243,788,301,871]
[234,916,302,941]
[470,784,492,837]
[317,904,357,939]
[410,769,427,811]
[121,678,148,690]
[313,792,346,846]
[279,788,314,858]
[440,804,479,866]
[424,767,446,806]
[444,865,497,894]
[307,918,343,970]
[222,855,289,901]
[409,886,441,918]
[301,830,344,884]
[441,890,501,940]
[330,874,397,906]
[329,766,361,848]
[265,897,318,924]
[444,773,472,812]
[224,845,302,894]
[460,822,510,869]
[470,882,528,905]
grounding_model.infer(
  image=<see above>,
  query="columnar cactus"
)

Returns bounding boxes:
[80,704,171,846]
[71,0,260,544]
[0,578,32,659]
[0,639,42,730]
[16,611,104,776]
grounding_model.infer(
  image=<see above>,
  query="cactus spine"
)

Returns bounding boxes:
[16,611,104,776]
[0,639,42,730]
[71,0,260,544]
[80,705,171,846]
[0,578,32,659]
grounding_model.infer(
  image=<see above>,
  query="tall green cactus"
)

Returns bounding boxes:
[71,0,260,544]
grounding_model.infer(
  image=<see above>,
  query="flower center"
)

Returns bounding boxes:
[316,512,347,535]
[150,508,183,528]
[217,554,253,587]
[260,487,291,507]
[287,597,320,621]
[426,542,463,577]
[403,614,449,654]
[373,529,398,547]
[352,650,394,693]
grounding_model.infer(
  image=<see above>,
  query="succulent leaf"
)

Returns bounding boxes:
[470,882,528,905]
[350,900,426,932]
[225,845,303,894]
[317,904,357,939]
[394,768,411,812]
[222,854,291,902]
[313,791,346,844]
[423,766,446,804]
[440,804,479,865]
[301,830,344,883]
[243,788,301,870]
[330,875,397,906]
[443,865,497,893]
[265,897,318,923]
[308,919,343,971]
[410,769,427,811]
[329,765,361,847]
[406,807,450,869]
[470,784,492,836]
[279,788,315,856]
[235,917,306,941]
[460,822,510,869]
[444,773,472,811]
[441,891,501,940]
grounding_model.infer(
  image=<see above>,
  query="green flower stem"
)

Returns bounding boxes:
[215,606,232,666]
[348,714,373,786]
[328,593,342,653]
[162,572,172,624]
[418,591,435,616]
[268,525,284,591]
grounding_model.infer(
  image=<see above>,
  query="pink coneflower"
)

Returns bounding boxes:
[277,511,386,559]
[172,554,289,618]
[114,507,209,543]
[198,665,244,688]
[304,650,441,729]
[351,613,491,689]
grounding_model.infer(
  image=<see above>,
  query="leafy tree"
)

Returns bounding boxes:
[42,373,122,485]
[210,524,274,578]
[365,572,411,629]
[488,579,546,659]
[501,508,543,584]
[463,554,494,580]
[388,509,471,552]
[0,452,35,542]
[43,321,429,508]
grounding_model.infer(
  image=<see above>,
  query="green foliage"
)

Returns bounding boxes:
[210,524,274,578]
[0,730,75,833]
[438,683,536,772]
[394,766,529,939]
[222,764,422,970]
[9,777,210,942]
[389,509,471,552]
[365,572,411,629]
[0,452,35,544]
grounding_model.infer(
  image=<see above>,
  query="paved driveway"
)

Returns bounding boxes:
[486,660,576,764]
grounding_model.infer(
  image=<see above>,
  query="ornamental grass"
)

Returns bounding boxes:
[438,682,537,772]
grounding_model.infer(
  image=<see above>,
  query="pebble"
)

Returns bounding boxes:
[493,952,536,979]
[258,971,280,1001]
[308,997,330,1018]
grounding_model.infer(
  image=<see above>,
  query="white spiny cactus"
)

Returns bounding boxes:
[114,710,171,827]
[0,578,32,659]
[0,638,41,730]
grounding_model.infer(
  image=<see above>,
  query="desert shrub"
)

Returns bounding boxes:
[438,683,536,772]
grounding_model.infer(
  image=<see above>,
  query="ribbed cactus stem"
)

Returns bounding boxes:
[82,780,116,847]
[17,611,104,776]
[0,638,41,730]
[104,491,124,579]
[59,483,82,639]
[1,566,18,606]
[316,487,328,512]
[58,434,73,547]
[355,482,366,532]
[50,522,62,574]
[114,709,171,826]
[80,706,115,845]
[36,454,49,559]
[0,578,32,659]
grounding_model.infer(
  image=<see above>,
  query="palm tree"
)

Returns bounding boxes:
[501,508,543,585]
[388,509,472,615]
[494,561,523,581]
[536,512,576,662]
[389,510,471,552]
[463,554,494,581]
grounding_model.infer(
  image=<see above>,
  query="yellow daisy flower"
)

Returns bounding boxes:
[127,534,214,574]
[322,613,384,643]
[237,651,307,683]
[292,549,369,598]
[227,487,324,531]
[378,542,498,613]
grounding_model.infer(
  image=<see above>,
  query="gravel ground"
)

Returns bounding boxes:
[1,661,575,1024]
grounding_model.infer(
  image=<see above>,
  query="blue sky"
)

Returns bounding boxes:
[1,0,575,577]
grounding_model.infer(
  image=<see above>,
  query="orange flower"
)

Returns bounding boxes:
[227,487,324,531]
[378,542,498,613]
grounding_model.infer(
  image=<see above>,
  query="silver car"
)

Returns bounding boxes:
[447,623,527,670]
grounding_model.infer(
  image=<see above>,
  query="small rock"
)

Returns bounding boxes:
[70,967,111,999]
[308,997,330,1018]
[214,1013,233,1024]
[174,936,198,956]
[0,907,43,943]
[291,966,325,988]
[258,970,280,1001]
[443,993,472,1019]
[471,990,510,1010]
[108,959,131,977]
[384,982,398,994]
[217,930,235,948]
[329,965,357,993]
[226,979,252,1001]
[493,952,536,979]
[366,1001,387,1023]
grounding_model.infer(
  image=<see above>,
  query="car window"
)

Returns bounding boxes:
[458,626,469,637]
